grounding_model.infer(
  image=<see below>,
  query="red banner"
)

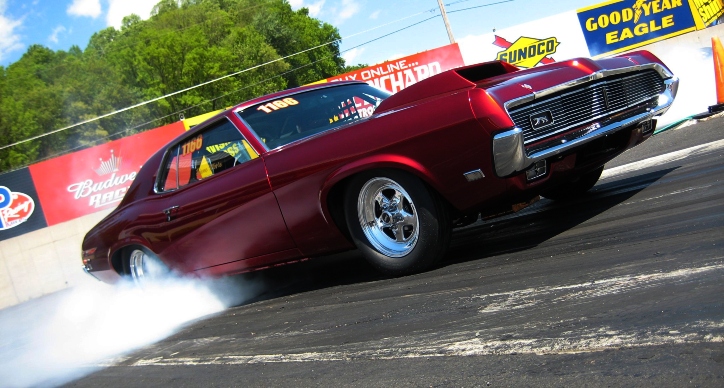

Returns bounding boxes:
[325,43,465,93]
[29,122,185,226]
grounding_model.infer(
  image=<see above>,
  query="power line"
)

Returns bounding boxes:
[24,55,334,167]
[0,9,441,151]
[2,0,272,85]
[1,0,513,152]
[447,0,515,13]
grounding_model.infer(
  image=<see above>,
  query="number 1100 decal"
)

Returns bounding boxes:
[256,98,299,114]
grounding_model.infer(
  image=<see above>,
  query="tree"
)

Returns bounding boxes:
[0,0,352,173]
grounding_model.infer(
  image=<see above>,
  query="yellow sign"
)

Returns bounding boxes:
[578,0,699,57]
[688,0,724,29]
[181,109,227,130]
[495,36,560,68]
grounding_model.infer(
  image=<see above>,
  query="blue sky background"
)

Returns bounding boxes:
[0,0,597,68]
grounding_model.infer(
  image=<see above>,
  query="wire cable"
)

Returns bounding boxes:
[0,9,442,151]
[1,0,514,151]
[2,0,272,85]
[23,55,330,167]
[446,0,514,13]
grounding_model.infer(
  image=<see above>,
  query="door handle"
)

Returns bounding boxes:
[163,206,180,222]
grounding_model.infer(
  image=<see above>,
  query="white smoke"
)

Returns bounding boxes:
[0,274,259,387]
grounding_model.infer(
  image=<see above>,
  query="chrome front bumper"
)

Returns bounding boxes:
[492,76,679,177]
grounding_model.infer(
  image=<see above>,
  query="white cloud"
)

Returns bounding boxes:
[0,0,24,62]
[106,0,156,29]
[67,0,102,18]
[306,1,325,17]
[370,10,380,20]
[48,25,67,44]
[287,0,325,17]
[330,0,359,24]
[342,47,364,64]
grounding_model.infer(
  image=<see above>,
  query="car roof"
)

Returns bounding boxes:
[182,80,368,136]
[232,80,367,113]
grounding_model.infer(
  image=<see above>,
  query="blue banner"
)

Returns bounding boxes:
[578,0,698,57]
[0,168,47,241]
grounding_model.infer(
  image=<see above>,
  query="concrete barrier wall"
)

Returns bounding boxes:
[0,210,111,309]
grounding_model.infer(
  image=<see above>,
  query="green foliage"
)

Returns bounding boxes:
[0,0,351,173]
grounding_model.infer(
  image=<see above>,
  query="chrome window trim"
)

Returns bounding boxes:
[234,114,270,153]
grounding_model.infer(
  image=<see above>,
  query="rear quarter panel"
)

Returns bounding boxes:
[264,89,504,256]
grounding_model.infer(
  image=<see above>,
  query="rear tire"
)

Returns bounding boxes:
[123,247,170,286]
[543,165,604,201]
[344,170,451,276]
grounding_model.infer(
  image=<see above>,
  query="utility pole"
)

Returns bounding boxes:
[437,0,455,44]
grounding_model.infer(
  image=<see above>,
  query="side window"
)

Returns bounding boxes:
[157,119,258,192]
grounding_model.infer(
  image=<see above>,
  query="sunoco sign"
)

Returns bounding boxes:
[494,35,560,68]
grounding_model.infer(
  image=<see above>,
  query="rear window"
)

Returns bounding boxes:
[157,119,258,192]
[237,83,389,149]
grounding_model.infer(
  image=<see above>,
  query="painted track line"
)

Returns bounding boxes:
[601,139,724,180]
[117,262,724,367]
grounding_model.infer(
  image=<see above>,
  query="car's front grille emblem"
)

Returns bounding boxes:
[530,110,554,130]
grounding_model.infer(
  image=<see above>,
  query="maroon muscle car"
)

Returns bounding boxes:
[81,51,678,284]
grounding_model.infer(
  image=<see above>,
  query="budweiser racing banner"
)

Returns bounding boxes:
[323,43,465,93]
[0,168,48,241]
[29,122,185,226]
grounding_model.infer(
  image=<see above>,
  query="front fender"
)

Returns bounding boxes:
[319,153,445,222]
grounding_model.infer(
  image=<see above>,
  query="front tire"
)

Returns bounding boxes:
[344,170,451,276]
[543,165,604,201]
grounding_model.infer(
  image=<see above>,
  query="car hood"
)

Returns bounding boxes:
[376,52,674,114]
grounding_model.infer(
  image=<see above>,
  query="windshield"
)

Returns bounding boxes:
[237,83,390,149]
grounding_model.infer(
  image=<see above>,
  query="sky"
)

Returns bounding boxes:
[0,0,599,68]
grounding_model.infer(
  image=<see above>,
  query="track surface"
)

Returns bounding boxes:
[70,118,724,387]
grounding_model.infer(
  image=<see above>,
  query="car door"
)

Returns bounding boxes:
[151,117,297,272]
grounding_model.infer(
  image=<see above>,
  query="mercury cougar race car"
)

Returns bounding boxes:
[81,50,678,284]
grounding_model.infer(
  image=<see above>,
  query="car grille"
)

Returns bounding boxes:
[508,70,666,146]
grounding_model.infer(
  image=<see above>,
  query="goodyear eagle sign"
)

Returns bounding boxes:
[577,0,704,57]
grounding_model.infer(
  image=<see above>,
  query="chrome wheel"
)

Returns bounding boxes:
[357,177,419,257]
[128,249,168,285]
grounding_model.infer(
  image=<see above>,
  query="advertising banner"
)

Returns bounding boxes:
[322,43,465,93]
[688,0,724,29]
[0,168,48,241]
[577,0,699,57]
[457,11,592,68]
[29,122,185,226]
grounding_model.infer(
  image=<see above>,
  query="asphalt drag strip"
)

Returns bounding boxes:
[69,118,724,386]
[108,262,724,366]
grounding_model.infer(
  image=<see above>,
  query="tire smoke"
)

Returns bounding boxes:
[0,273,258,387]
